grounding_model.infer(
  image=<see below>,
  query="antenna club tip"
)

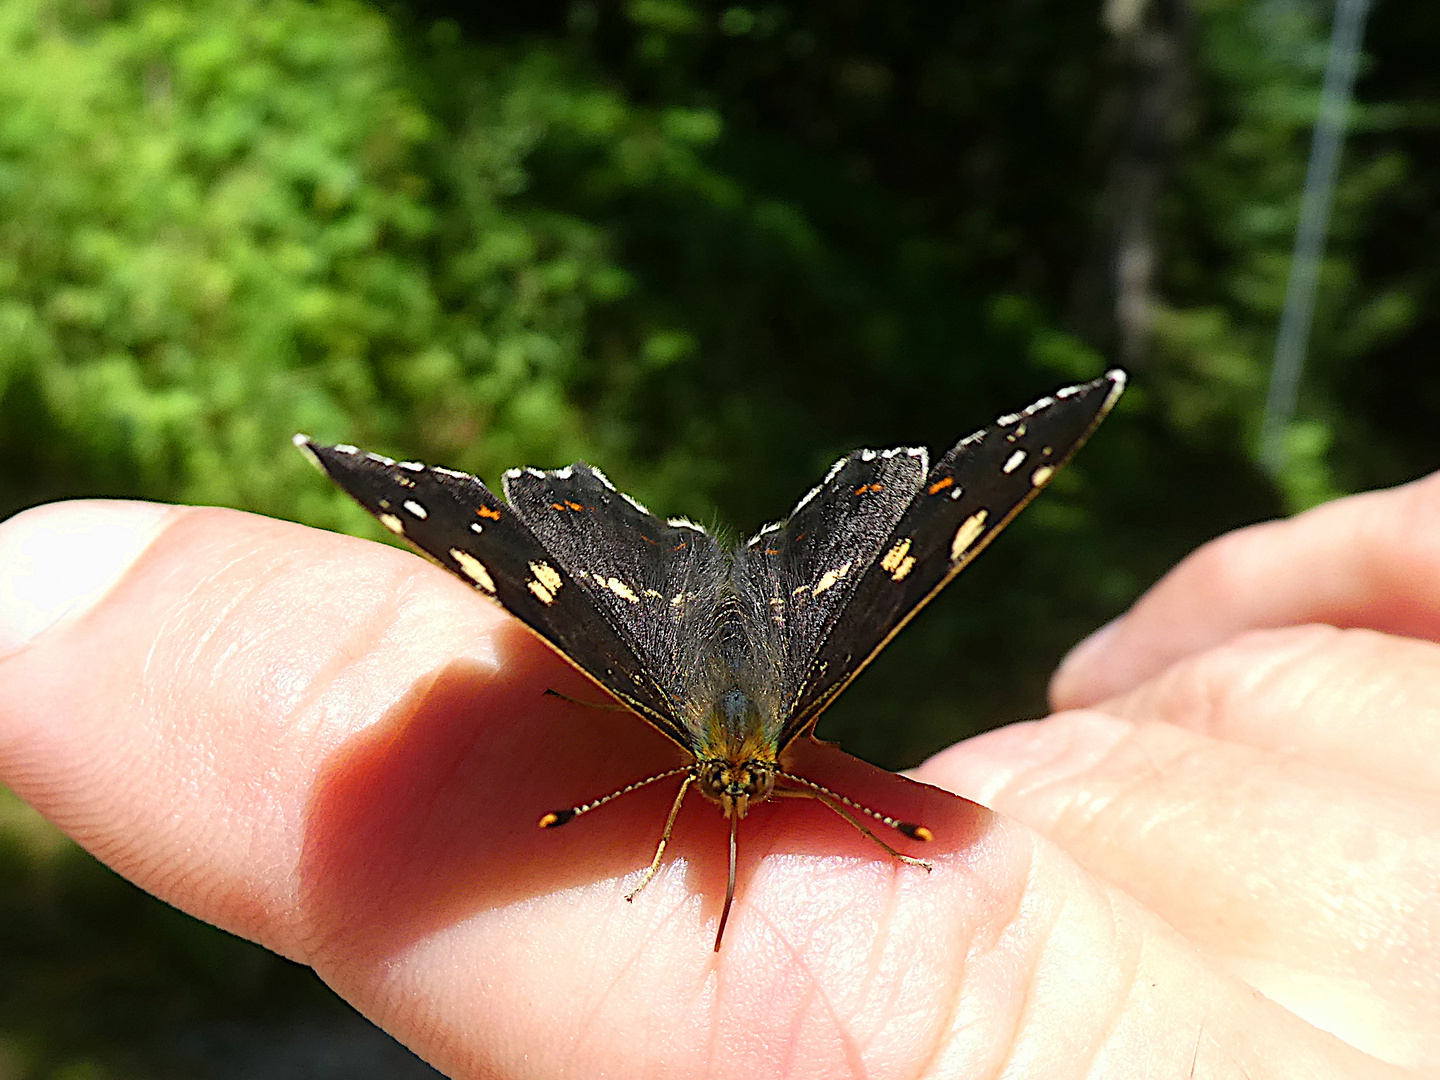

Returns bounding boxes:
[538,809,576,828]
[900,823,933,842]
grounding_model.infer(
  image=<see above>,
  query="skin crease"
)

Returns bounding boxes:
[1,476,1439,1077]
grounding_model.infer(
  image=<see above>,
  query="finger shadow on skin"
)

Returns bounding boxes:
[299,620,984,969]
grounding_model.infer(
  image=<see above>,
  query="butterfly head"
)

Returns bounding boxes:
[695,757,776,819]
[693,688,781,818]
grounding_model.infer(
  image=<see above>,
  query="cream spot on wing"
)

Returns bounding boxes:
[812,560,853,597]
[600,576,640,603]
[1031,464,1055,488]
[451,550,496,593]
[528,561,563,604]
[951,510,989,562]
[1003,449,1027,474]
[403,499,429,519]
[378,513,405,535]
[881,538,917,581]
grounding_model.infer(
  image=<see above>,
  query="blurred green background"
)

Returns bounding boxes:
[2,0,1437,1075]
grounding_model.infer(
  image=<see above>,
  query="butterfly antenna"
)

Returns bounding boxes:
[538,766,691,828]
[542,687,630,712]
[714,812,739,952]
[775,773,934,869]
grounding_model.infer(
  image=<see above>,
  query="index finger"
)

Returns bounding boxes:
[1051,471,1440,709]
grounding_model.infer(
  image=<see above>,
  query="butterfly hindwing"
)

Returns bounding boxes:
[294,438,691,747]
[501,462,733,737]
[734,445,928,718]
[768,370,1126,743]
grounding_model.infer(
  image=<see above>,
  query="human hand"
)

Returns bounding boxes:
[0,481,1431,1078]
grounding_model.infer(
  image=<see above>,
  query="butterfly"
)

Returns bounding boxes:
[296,369,1125,949]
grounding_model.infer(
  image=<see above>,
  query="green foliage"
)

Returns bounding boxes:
[1153,0,1423,510]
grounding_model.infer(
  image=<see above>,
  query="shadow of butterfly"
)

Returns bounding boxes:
[297,369,1125,949]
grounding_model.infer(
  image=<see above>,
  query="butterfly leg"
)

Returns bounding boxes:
[773,785,933,870]
[625,773,696,902]
[542,687,630,712]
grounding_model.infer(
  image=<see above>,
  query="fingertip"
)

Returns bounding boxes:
[915,711,1132,813]
[1049,616,1123,708]
[0,499,177,656]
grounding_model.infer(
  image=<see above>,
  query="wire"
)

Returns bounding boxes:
[1259,0,1373,476]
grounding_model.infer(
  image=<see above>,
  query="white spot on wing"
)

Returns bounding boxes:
[469,522,484,534]
[293,436,324,472]
[746,521,783,547]
[1003,450,1027,474]
[622,492,652,515]
[403,499,429,519]
[792,483,824,514]
[378,513,404,535]
[399,460,425,472]
[1031,464,1055,487]
[667,517,707,533]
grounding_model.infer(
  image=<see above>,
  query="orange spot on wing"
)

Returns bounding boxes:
[854,482,884,496]
[927,476,954,495]
[476,505,503,520]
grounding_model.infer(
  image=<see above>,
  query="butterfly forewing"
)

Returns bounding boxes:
[294,439,691,747]
[768,370,1126,742]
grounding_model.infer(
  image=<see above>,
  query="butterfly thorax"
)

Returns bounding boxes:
[694,687,779,818]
